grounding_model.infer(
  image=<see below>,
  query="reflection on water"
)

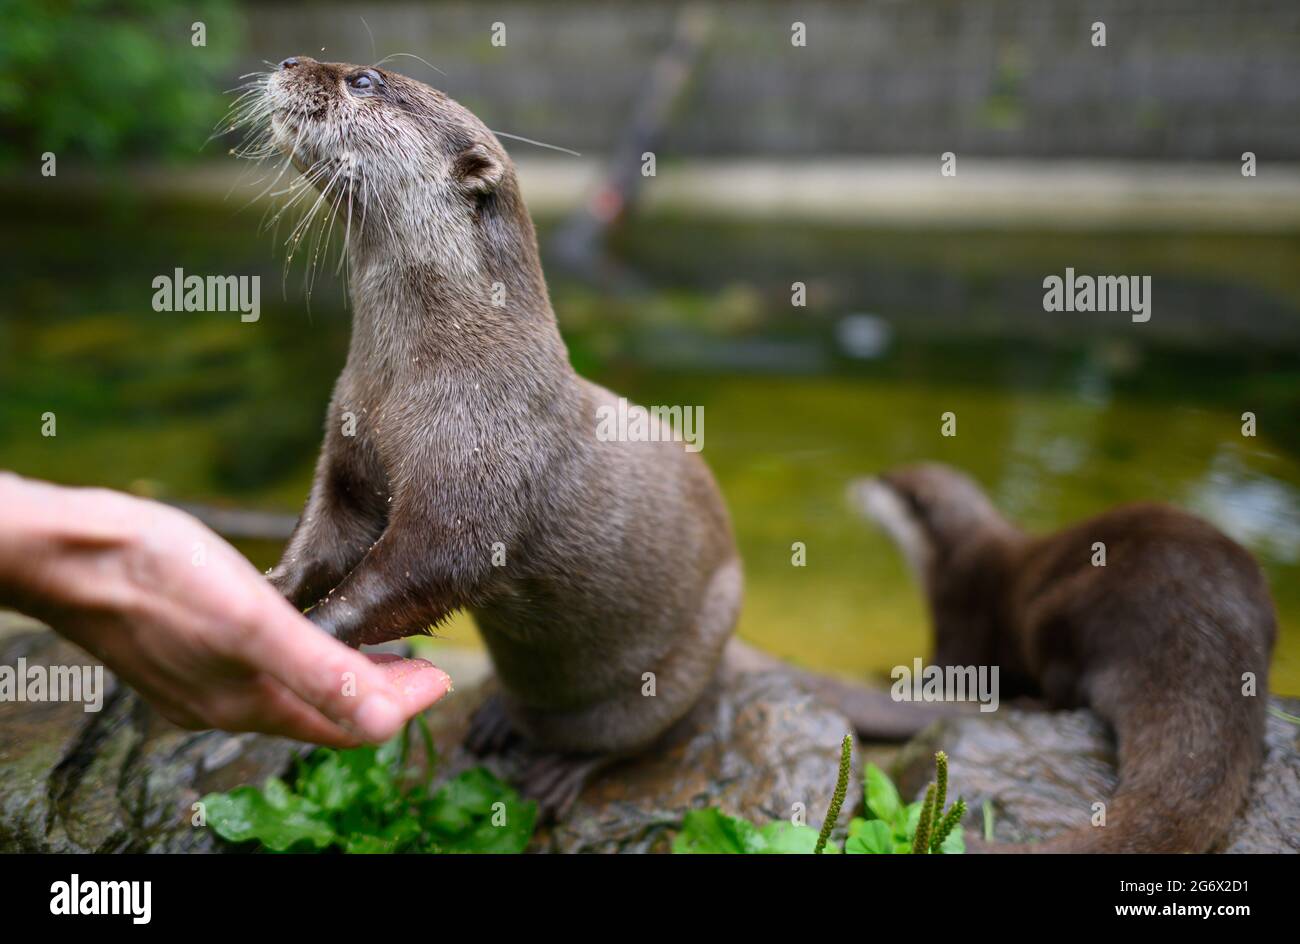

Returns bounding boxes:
[637,370,1300,694]
[0,202,1297,692]
[1191,449,1300,565]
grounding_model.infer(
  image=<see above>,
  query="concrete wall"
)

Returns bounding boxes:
[241,0,1300,160]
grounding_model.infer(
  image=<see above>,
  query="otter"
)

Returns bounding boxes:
[243,57,742,815]
[854,463,1275,853]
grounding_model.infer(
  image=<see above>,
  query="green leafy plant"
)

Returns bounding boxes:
[673,734,848,855]
[201,718,536,854]
[672,808,835,854]
[673,738,965,855]
[846,750,965,854]
[0,0,241,165]
[815,733,853,854]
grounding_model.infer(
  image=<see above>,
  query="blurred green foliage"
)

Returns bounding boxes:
[202,722,537,854]
[0,0,242,165]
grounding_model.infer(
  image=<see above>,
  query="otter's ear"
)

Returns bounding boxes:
[453,143,503,195]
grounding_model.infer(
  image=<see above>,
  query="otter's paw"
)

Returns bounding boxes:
[519,753,610,823]
[465,695,519,756]
[305,602,362,648]
[265,565,315,610]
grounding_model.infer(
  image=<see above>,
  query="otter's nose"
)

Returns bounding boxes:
[278,57,301,70]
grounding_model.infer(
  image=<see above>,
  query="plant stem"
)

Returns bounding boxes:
[911,783,936,854]
[933,751,948,821]
[815,733,853,854]
[931,798,967,852]
[928,750,949,852]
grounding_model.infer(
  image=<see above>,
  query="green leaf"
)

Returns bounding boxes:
[202,781,335,852]
[202,732,536,854]
[344,834,396,854]
[424,768,536,854]
[939,828,966,854]
[297,747,375,812]
[673,809,767,854]
[375,735,403,771]
[844,818,894,854]
[902,801,923,839]
[343,817,424,854]
[425,767,502,831]
[864,764,902,824]
[759,821,833,854]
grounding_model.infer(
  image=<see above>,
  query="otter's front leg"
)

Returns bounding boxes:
[268,441,388,610]
[304,508,479,647]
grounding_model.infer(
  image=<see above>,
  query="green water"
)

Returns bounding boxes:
[1,193,1297,692]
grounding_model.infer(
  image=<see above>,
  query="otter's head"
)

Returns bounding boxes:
[849,463,1012,586]
[239,57,527,276]
[851,463,1024,673]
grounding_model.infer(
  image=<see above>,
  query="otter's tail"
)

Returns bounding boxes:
[984,676,1266,854]
[724,639,974,740]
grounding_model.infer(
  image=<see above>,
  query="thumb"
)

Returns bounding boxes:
[246,591,451,741]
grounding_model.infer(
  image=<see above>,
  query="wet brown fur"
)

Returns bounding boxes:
[869,463,1276,853]
[255,59,742,806]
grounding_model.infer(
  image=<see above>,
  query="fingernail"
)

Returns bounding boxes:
[386,657,434,682]
[401,666,452,700]
[355,693,403,740]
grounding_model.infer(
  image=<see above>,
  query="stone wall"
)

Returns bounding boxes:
[239,0,1300,159]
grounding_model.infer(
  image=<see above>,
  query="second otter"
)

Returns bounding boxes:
[249,58,742,813]
[857,463,1275,853]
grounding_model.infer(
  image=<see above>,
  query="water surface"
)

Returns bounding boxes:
[1,194,1296,691]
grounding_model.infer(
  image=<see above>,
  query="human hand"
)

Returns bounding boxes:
[0,473,451,746]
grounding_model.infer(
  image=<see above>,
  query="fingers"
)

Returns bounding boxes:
[175,663,448,748]
[238,591,451,742]
[370,655,454,717]
[231,680,364,748]
[168,675,362,748]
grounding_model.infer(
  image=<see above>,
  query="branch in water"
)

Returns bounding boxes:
[168,502,297,541]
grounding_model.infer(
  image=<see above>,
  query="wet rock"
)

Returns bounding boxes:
[894,698,1300,853]
[0,628,857,854]
[0,628,307,853]
[1217,702,1300,854]
[422,645,860,854]
[13,613,1295,855]
[7,619,1294,854]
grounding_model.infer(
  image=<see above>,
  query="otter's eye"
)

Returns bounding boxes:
[346,70,384,95]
